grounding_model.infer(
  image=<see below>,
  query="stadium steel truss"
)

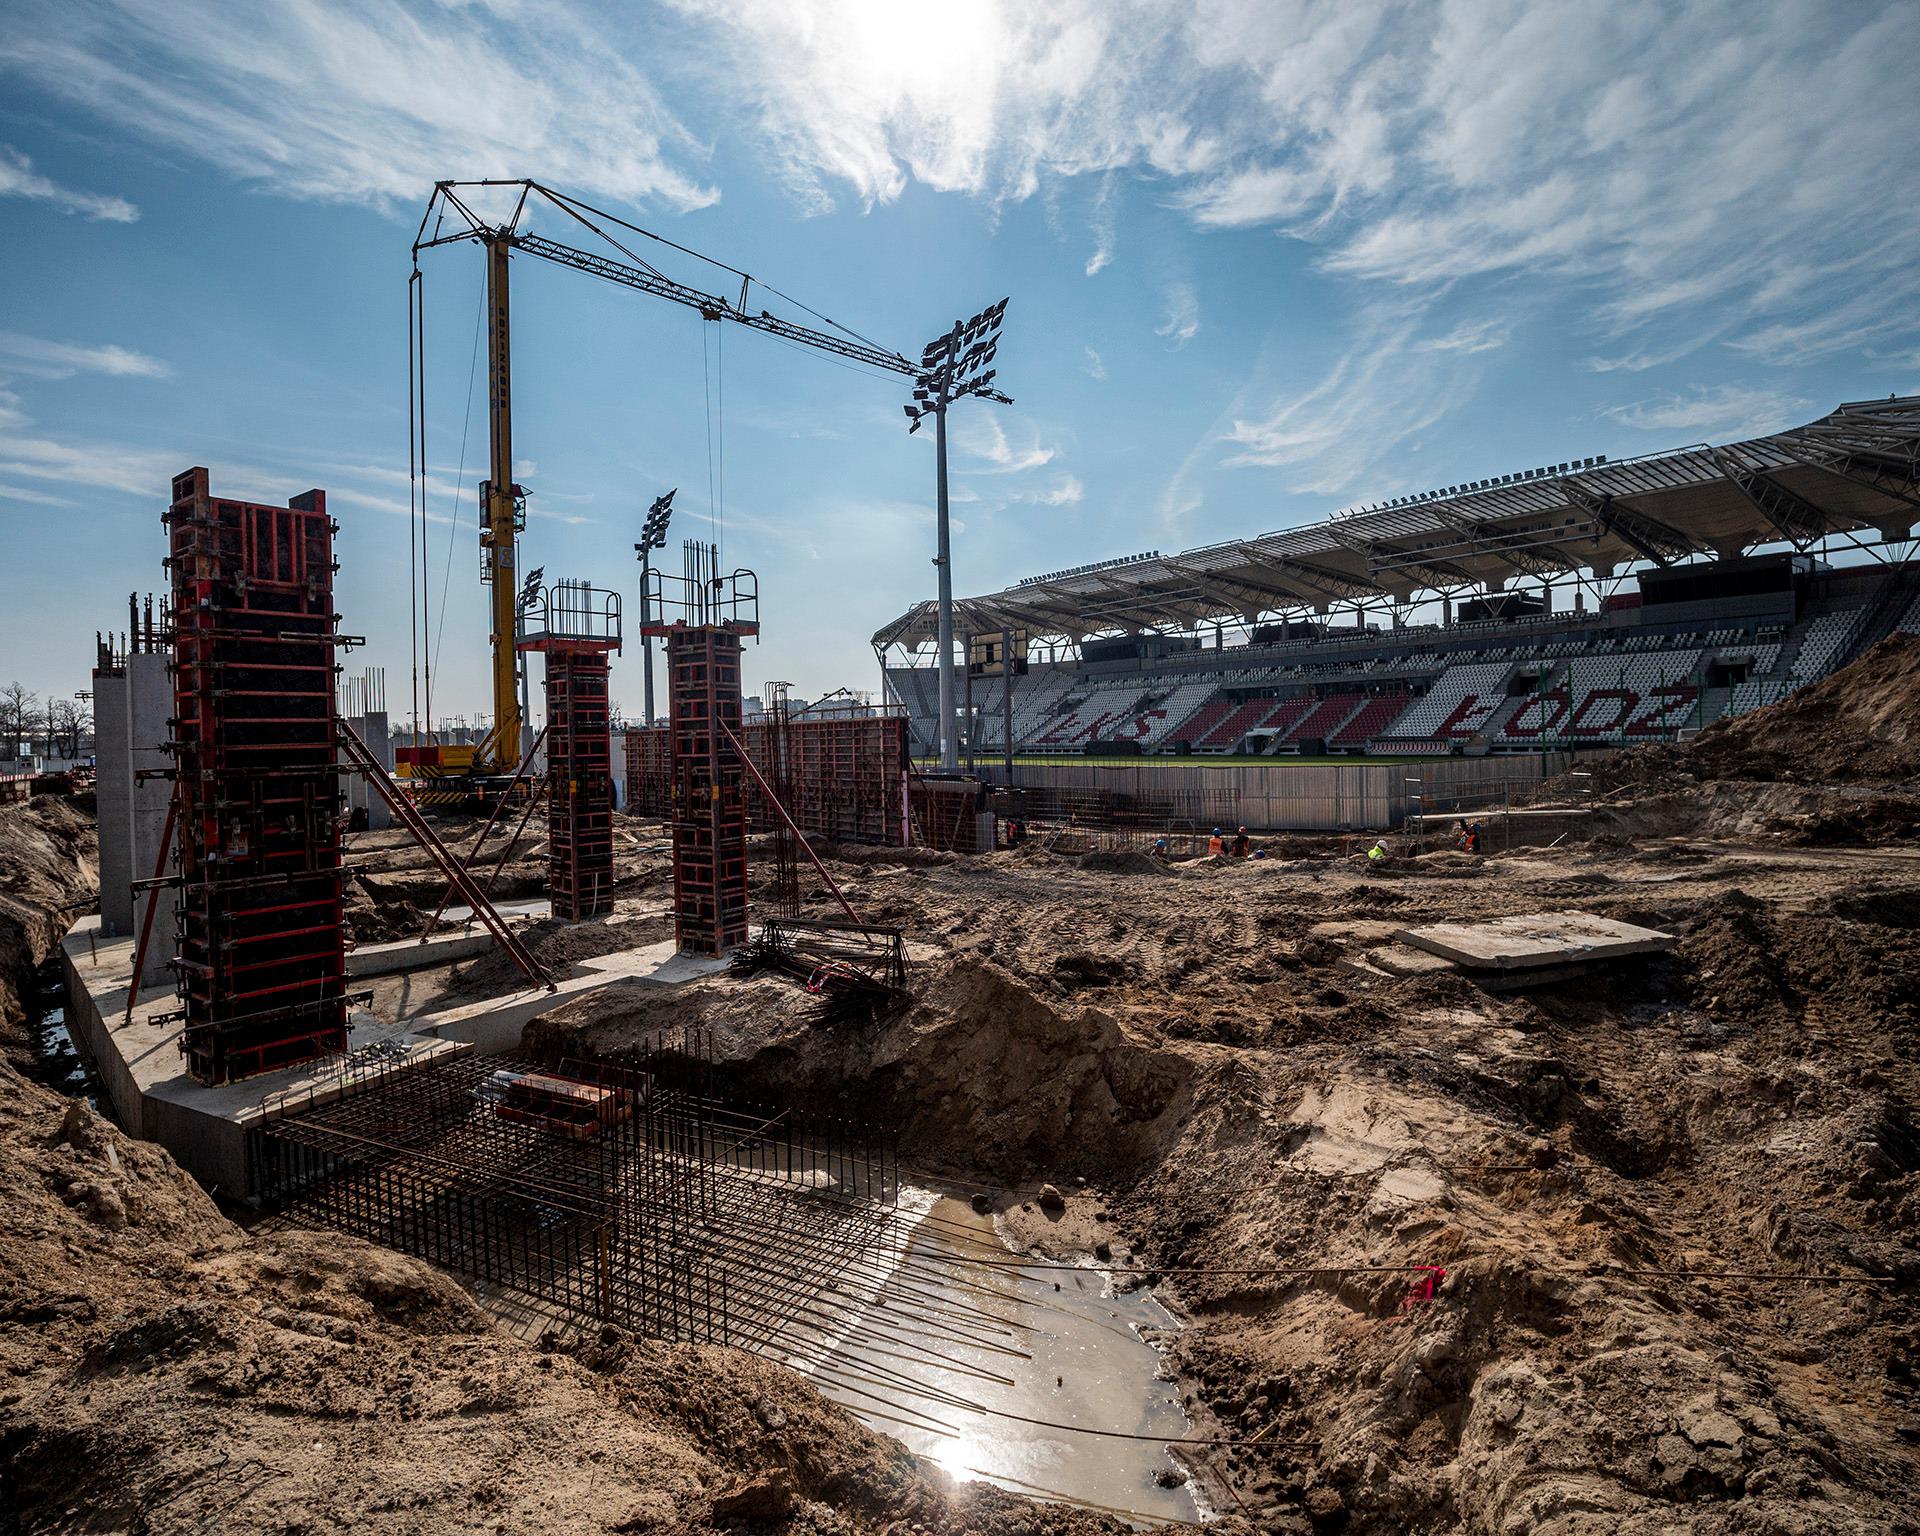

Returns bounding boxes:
[873,396,1920,650]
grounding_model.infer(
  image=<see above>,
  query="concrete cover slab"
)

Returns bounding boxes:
[1394,911,1674,971]
[1366,943,1461,978]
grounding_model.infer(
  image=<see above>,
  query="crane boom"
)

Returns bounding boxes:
[410,179,948,773]
[511,233,917,376]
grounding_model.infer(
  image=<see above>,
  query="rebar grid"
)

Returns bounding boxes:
[256,1038,899,1348]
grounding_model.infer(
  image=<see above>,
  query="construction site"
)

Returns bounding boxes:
[2,80,1919,1536]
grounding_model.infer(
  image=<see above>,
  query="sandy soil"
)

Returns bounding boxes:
[4,640,1917,1532]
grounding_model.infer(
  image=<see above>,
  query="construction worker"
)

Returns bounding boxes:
[1365,838,1390,871]
[1231,826,1251,858]
[1152,835,1169,860]
[1207,826,1225,855]
[1466,819,1484,855]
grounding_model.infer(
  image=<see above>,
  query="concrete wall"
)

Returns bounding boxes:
[973,752,1582,832]
[93,668,132,935]
[96,655,176,979]
[126,653,177,985]
[344,711,393,830]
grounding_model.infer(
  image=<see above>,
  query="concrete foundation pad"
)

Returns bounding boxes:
[61,909,728,1193]
[1395,910,1673,971]
[405,941,730,1053]
[350,925,518,978]
[345,899,551,980]
[1365,943,1461,978]
[61,915,467,1194]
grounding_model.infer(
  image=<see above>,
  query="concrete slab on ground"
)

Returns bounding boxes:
[404,941,730,1053]
[1361,943,1460,978]
[1395,911,1673,971]
[349,928,500,977]
[61,915,467,1194]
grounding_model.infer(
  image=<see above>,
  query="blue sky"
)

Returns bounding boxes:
[1,0,1916,722]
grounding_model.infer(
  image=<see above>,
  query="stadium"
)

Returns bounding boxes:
[877,394,1920,765]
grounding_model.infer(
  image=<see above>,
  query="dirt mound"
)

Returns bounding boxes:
[1076,848,1177,877]
[1591,634,1920,798]
[0,796,95,1047]
[1691,633,1920,783]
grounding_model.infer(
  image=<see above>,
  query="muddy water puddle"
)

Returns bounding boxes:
[791,1193,1205,1526]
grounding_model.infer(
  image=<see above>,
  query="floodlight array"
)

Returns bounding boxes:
[637,489,677,556]
[1349,454,1613,516]
[904,297,1011,433]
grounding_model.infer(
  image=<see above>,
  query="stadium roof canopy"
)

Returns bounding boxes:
[873,395,1920,650]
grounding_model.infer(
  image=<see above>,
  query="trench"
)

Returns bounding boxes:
[22,958,98,1104]
[786,1191,1206,1527]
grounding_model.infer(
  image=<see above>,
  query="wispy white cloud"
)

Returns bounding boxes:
[0,1,716,213]
[1084,346,1107,381]
[0,144,136,221]
[0,482,78,507]
[955,414,1057,474]
[675,0,1919,371]
[1602,385,1811,440]
[1414,317,1509,356]
[1155,283,1199,348]
[1220,305,1494,496]
[0,332,168,379]
[1010,474,1084,507]
[0,431,177,496]
[1084,171,1117,274]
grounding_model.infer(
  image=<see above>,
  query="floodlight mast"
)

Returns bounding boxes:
[905,299,1012,769]
[635,489,675,725]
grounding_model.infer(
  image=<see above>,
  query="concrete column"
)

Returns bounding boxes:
[125,652,177,986]
[609,729,628,811]
[93,668,132,936]
[361,711,392,830]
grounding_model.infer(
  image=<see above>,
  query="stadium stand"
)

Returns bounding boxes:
[1374,660,1515,747]
[878,396,1920,760]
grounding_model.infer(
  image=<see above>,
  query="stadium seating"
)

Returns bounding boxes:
[1280,693,1367,749]
[1789,609,1864,682]
[1374,660,1516,745]
[885,567,1915,758]
[1332,692,1412,747]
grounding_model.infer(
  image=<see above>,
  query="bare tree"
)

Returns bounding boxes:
[0,682,40,761]
[47,697,91,758]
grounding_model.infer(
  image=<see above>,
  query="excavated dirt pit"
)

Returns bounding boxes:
[6,638,1920,1534]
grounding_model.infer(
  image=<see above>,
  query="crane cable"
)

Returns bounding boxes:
[407,269,420,747]
[429,283,487,711]
[700,315,726,569]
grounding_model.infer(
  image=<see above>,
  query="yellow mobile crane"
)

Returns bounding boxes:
[407,179,1010,793]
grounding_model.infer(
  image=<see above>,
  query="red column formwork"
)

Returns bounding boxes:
[625,715,909,846]
[544,645,613,920]
[665,627,749,955]
[625,723,673,817]
[165,466,350,1084]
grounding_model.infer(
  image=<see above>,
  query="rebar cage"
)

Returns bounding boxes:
[254,1033,899,1349]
